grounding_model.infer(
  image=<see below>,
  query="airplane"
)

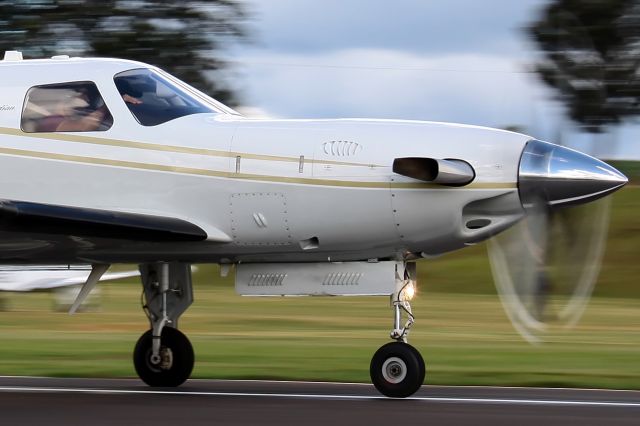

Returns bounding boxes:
[0,265,139,293]
[0,50,628,398]
[0,265,139,311]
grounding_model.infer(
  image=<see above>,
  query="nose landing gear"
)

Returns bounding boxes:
[370,262,425,398]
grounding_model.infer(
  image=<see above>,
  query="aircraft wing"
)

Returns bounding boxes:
[0,199,208,242]
[0,266,139,292]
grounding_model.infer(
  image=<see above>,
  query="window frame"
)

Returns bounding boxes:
[20,80,114,133]
[113,68,238,127]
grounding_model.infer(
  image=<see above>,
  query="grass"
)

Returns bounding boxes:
[0,187,637,388]
[0,274,638,388]
[608,160,640,185]
[422,186,640,298]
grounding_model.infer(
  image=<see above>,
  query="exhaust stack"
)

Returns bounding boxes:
[393,157,475,186]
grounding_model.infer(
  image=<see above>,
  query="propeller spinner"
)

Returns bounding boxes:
[518,139,628,209]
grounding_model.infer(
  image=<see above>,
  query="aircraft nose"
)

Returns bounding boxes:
[518,139,628,209]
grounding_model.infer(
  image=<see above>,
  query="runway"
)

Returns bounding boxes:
[0,377,638,425]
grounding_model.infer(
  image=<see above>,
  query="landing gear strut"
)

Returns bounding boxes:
[134,262,194,387]
[370,262,425,398]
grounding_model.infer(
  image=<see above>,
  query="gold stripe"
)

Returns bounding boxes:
[0,146,516,190]
[0,146,229,178]
[0,126,378,168]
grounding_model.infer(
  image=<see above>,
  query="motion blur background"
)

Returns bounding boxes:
[0,0,638,388]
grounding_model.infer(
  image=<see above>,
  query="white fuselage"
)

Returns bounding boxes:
[0,57,529,264]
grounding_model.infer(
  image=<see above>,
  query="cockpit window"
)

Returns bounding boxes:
[114,68,229,126]
[21,81,113,133]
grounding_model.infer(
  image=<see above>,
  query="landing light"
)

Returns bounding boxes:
[399,282,416,301]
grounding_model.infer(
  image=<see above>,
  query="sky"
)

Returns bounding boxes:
[225,0,640,159]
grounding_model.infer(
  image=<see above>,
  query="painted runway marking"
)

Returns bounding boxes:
[0,386,639,408]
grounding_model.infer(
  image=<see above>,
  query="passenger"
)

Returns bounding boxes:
[36,115,66,132]
[32,89,76,132]
[55,86,112,132]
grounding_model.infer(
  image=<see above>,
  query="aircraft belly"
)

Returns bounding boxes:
[236,261,400,296]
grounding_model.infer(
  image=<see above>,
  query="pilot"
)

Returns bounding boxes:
[122,93,142,105]
[116,79,143,105]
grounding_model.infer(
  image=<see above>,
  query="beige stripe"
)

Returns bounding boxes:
[0,146,516,190]
[0,126,377,168]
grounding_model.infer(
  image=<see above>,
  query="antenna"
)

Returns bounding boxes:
[3,51,23,61]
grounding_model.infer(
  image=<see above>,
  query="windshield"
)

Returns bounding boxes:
[114,68,236,126]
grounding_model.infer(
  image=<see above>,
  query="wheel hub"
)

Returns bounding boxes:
[381,357,407,384]
[160,347,174,370]
[147,346,173,371]
[135,326,194,387]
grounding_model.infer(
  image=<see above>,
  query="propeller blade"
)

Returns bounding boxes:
[488,196,612,344]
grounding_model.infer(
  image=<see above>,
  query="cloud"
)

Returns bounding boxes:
[225,0,638,159]
[245,0,547,56]
[230,0,555,131]
[233,48,551,130]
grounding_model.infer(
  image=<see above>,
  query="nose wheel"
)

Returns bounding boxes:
[133,327,194,387]
[370,341,425,398]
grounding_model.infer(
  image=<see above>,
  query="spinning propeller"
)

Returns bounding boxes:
[488,197,611,343]
[488,140,627,343]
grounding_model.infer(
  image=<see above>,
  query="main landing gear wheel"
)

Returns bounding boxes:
[370,342,425,398]
[133,327,194,387]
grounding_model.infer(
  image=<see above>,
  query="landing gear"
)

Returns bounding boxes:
[135,262,194,387]
[134,327,194,387]
[370,262,426,398]
[130,260,424,396]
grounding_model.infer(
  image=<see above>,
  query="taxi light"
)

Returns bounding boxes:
[399,282,416,301]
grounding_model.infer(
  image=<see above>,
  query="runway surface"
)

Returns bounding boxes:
[0,376,638,425]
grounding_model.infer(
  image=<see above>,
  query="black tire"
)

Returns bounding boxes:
[370,342,425,398]
[133,327,194,387]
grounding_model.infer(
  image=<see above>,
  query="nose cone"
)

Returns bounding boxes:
[519,140,628,209]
